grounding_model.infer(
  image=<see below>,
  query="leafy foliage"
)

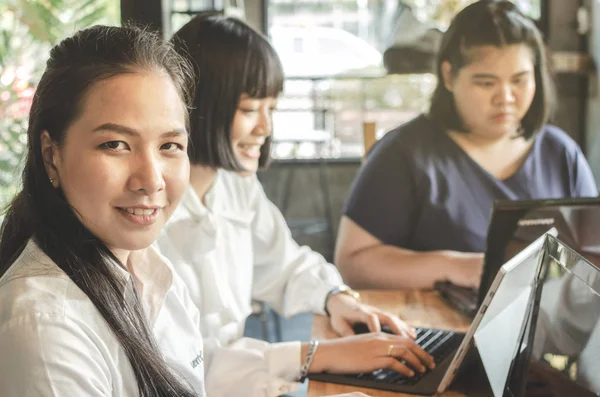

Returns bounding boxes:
[0,0,117,207]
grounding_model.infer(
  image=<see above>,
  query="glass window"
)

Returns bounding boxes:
[267,0,542,159]
[0,1,120,210]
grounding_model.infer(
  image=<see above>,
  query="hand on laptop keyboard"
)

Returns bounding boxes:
[353,322,462,365]
[307,332,435,378]
[349,322,463,383]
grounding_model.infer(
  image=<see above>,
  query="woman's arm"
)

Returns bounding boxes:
[248,176,415,335]
[204,332,434,397]
[335,216,483,289]
[249,176,343,317]
[337,125,483,290]
[0,314,112,397]
[304,333,434,377]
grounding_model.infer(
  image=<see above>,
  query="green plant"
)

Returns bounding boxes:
[0,0,117,209]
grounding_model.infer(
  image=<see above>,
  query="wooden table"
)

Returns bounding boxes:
[307,290,473,397]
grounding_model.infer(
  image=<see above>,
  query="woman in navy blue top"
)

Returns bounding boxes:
[335,1,598,290]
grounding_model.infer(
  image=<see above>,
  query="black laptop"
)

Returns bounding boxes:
[310,233,600,396]
[503,234,600,397]
[437,197,600,317]
[309,232,556,396]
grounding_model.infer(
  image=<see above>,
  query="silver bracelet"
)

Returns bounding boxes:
[298,340,319,382]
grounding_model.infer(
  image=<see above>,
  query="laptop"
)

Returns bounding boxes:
[309,231,555,396]
[437,197,600,317]
[514,234,600,397]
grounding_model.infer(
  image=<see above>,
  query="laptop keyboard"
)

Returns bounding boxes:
[344,327,463,386]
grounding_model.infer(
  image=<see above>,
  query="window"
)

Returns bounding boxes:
[168,0,245,34]
[267,0,543,159]
[0,1,120,209]
[164,0,543,160]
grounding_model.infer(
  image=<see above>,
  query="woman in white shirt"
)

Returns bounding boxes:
[159,15,434,396]
[0,25,205,396]
[0,23,428,397]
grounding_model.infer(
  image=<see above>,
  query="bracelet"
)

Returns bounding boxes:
[298,340,319,382]
[324,285,361,316]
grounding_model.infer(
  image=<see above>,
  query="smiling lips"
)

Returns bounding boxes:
[117,206,162,226]
[124,207,156,216]
[238,143,262,159]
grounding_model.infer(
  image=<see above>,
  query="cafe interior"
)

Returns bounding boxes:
[2,0,600,396]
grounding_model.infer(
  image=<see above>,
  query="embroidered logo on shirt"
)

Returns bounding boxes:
[190,351,204,369]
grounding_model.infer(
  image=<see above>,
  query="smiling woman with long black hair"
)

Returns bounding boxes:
[0,25,205,396]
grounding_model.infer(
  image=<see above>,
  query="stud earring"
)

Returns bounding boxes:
[49,177,54,184]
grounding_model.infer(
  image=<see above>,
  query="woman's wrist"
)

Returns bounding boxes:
[300,342,309,363]
[298,340,320,381]
[301,340,330,374]
[440,251,461,275]
[324,285,361,316]
[437,250,483,286]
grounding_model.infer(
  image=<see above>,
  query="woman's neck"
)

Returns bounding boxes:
[111,248,131,268]
[447,129,534,180]
[448,129,513,148]
[189,165,219,204]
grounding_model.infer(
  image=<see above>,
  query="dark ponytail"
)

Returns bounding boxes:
[0,25,197,396]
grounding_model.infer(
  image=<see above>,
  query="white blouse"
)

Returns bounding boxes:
[156,169,343,396]
[0,240,206,397]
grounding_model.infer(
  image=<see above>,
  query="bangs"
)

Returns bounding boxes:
[457,3,541,66]
[242,35,284,99]
[429,0,554,140]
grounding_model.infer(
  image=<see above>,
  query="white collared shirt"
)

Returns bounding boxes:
[156,169,343,397]
[0,240,206,397]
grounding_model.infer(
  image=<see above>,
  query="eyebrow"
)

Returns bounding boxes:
[92,123,187,137]
[471,70,532,79]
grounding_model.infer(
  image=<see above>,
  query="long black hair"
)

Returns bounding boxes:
[172,15,284,170]
[0,25,197,396]
[429,0,554,139]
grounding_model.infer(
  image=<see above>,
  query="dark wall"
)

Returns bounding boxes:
[546,1,589,151]
[121,0,164,34]
[258,160,362,261]
[586,0,600,186]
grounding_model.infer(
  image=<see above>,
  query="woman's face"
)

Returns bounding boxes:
[44,72,190,263]
[230,94,277,175]
[443,44,536,140]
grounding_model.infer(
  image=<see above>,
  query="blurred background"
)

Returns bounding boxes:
[1,0,595,264]
[1,4,597,386]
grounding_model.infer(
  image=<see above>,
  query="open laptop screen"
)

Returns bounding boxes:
[479,197,600,307]
[506,235,600,396]
[533,236,599,394]
[438,232,552,396]
[471,234,546,397]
